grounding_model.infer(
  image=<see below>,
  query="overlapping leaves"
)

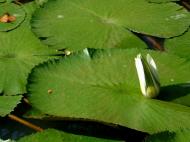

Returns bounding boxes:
[0,25,60,96]
[0,0,190,141]
[0,2,60,96]
[28,49,190,133]
[0,2,61,117]
[32,0,190,51]
[165,29,190,61]
[160,30,190,106]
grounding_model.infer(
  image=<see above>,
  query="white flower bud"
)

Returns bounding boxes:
[135,54,160,98]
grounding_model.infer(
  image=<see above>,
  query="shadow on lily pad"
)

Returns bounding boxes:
[158,83,190,106]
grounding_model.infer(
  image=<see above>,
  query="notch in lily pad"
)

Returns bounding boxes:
[135,54,160,98]
[0,2,26,31]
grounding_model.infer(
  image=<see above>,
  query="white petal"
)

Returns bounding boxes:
[83,48,90,57]
[135,54,146,96]
[146,54,159,82]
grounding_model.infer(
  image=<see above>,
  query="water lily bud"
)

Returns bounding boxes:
[135,54,160,98]
[64,50,71,56]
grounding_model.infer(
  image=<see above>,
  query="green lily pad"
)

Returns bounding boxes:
[32,0,190,51]
[0,3,26,31]
[28,49,190,133]
[18,129,121,142]
[165,30,190,61]
[0,2,61,96]
[23,2,38,24]
[161,30,190,106]
[145,129,190,142]
[0,28,60,95]
[0,95,22,117]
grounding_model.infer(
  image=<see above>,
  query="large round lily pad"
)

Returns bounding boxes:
[28,49,190,133]
[32,0,190,51]
[0,3,26,31]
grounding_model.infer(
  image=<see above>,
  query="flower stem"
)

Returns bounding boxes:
[8,114,43,132]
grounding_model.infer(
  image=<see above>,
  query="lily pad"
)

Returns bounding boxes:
[0,95,22,117]
[23,2,38,24]
[28,49,190,133]
[145,129,190,142]
[18,129,121,142]
[161,30,190,106]
[0,3,26,31]
[0,28,60,96]
[32,0,190,51]
[0,2,61,96]
[165,30,190,61]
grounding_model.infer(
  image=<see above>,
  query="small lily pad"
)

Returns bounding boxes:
[0,3,26,31]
